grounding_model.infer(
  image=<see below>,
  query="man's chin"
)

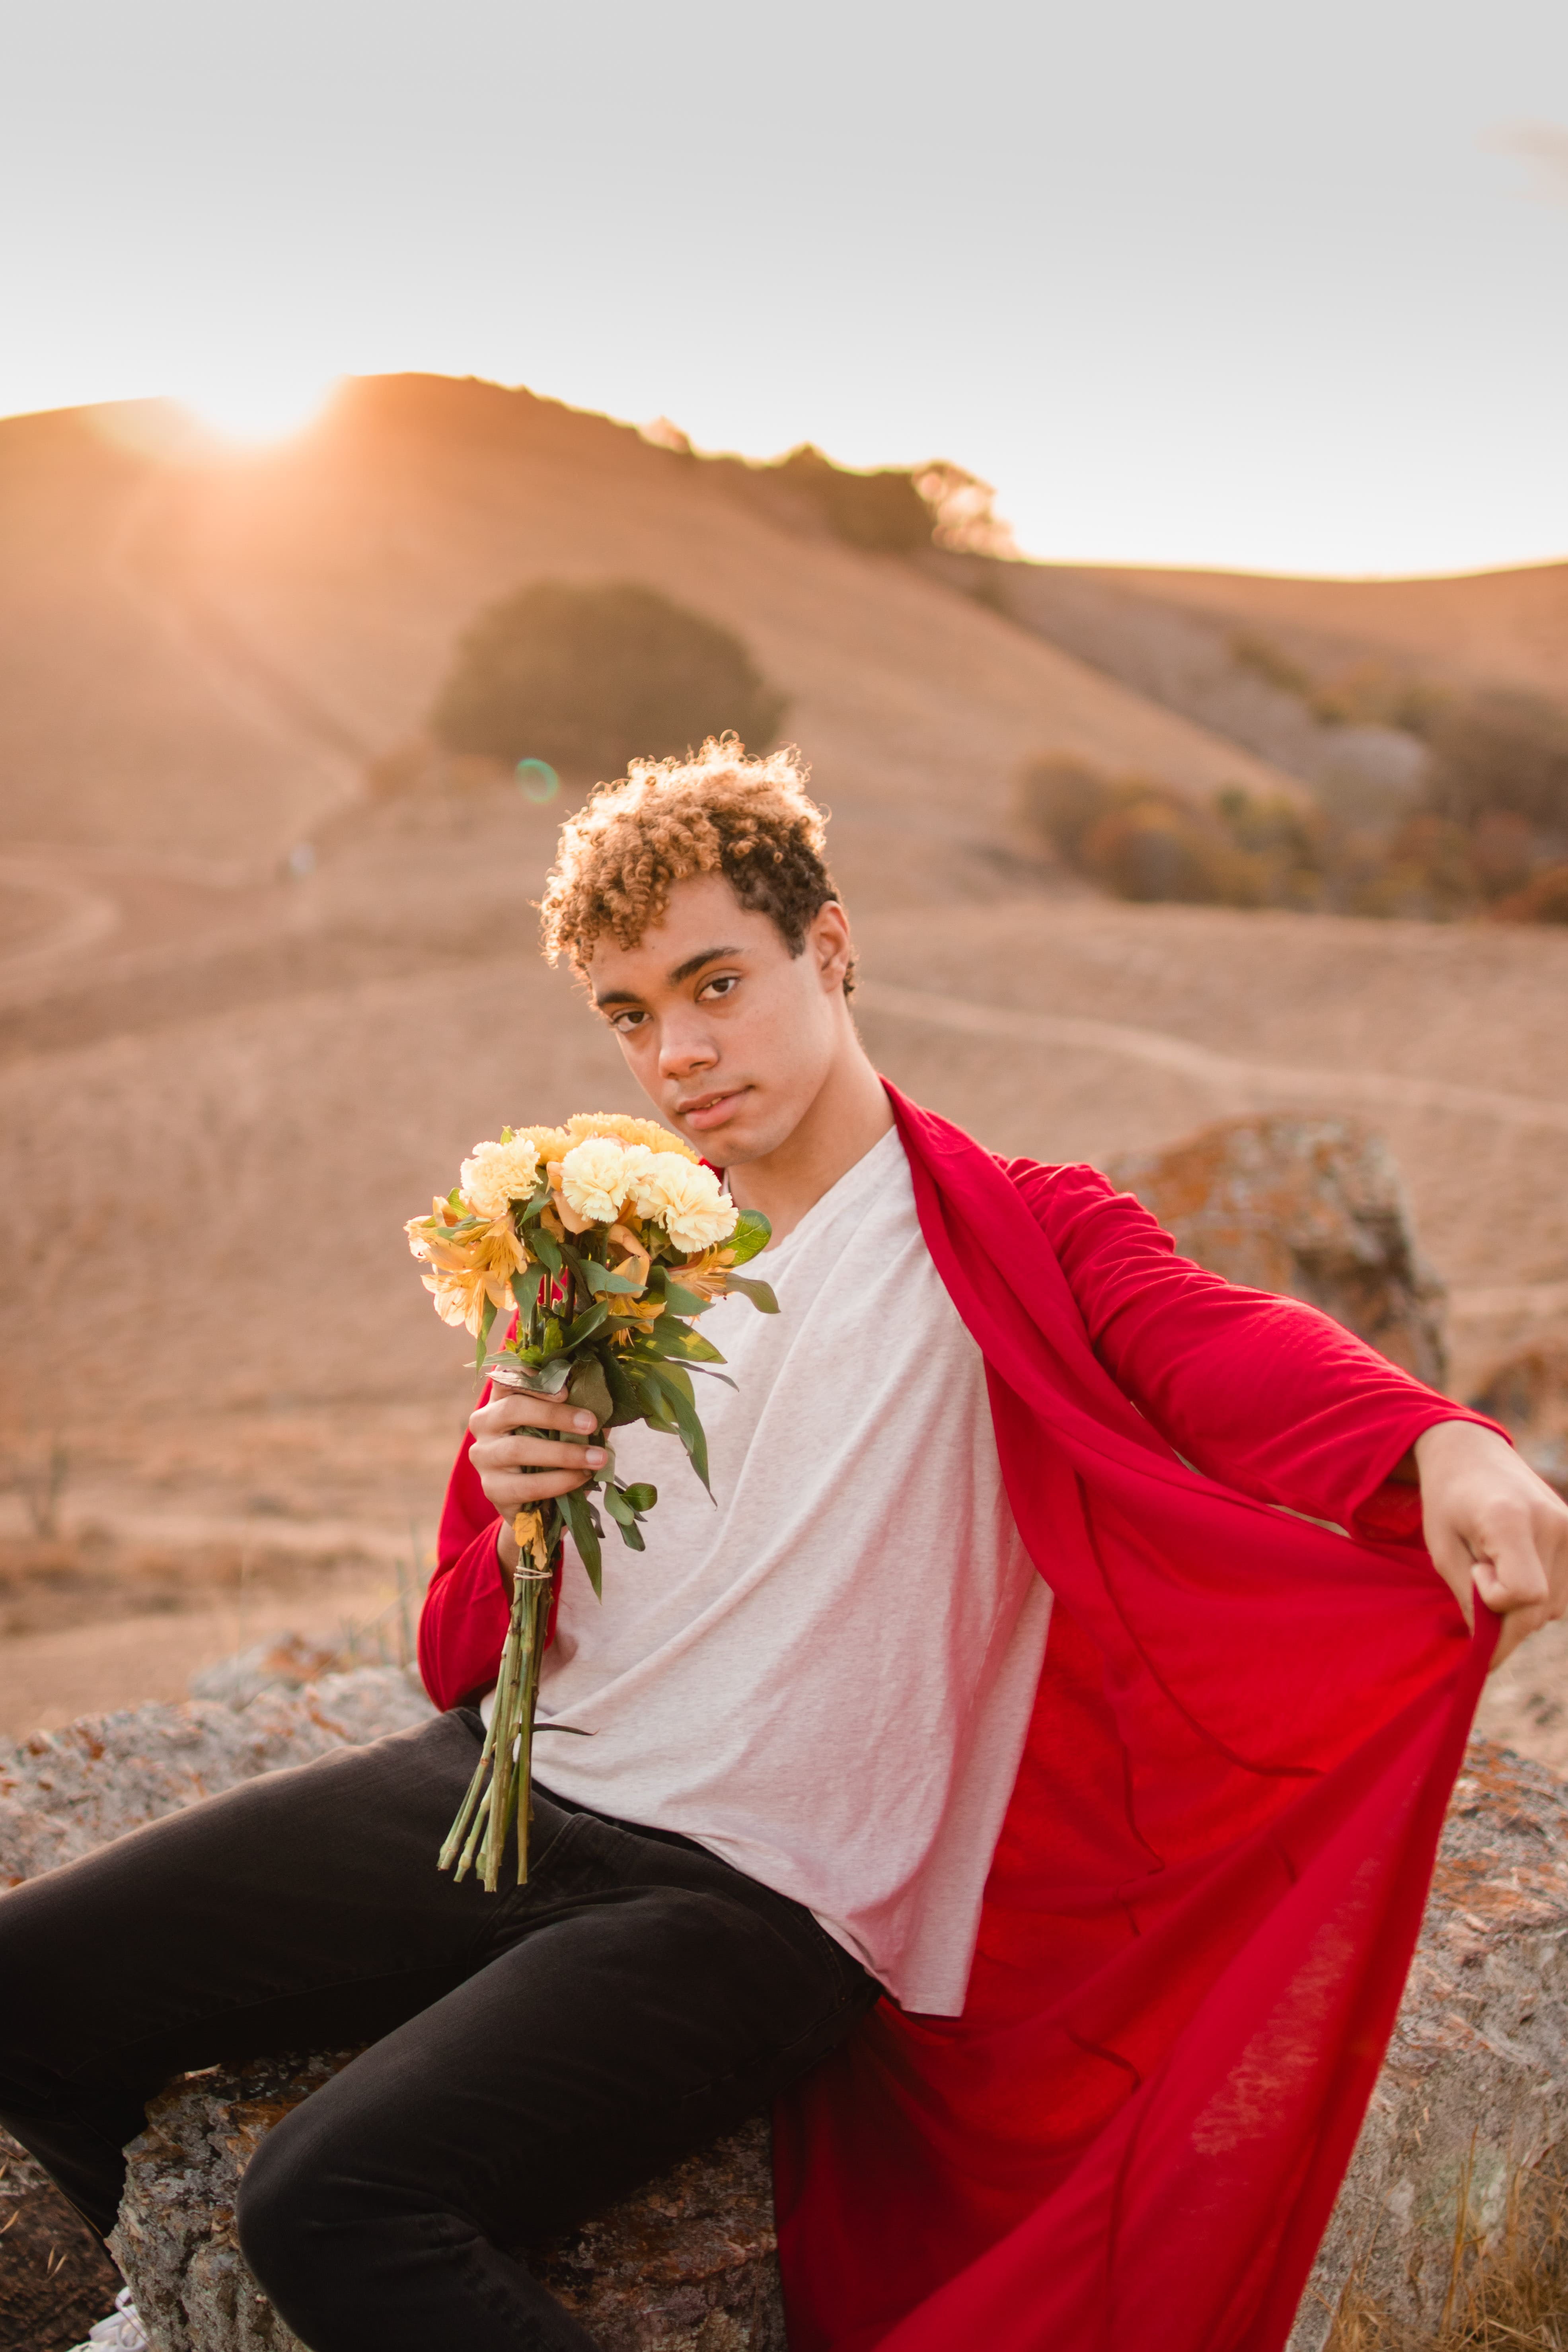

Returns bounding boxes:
[668,1093,775,1165]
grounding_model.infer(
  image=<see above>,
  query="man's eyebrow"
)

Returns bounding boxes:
[669,945,743,985]
[593,947,744,1010]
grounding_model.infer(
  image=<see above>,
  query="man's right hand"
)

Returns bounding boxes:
[467,1390,606,1575]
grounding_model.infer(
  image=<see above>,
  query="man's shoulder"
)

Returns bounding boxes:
[995,1155,1129,1216]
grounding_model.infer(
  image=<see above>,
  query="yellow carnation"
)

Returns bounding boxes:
[565,1111,697,1162]
[559,1136,651,1226]
[459,1136,541,1219]
[630,1153,738,1251]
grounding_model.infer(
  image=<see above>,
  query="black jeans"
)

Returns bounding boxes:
[0,1709,877,2350]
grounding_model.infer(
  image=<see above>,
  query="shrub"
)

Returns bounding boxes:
[1491,861,1568,925]
[773,445,935,552]
[1424,688,1568,834]
[1018,757,1309,909]
[430,581,786,781]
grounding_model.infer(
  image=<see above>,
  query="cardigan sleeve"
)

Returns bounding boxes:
[1008,1158,1504,1543]
[417,1393,512,1711]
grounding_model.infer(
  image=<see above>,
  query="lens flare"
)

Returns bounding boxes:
[516,759,561,805]
[175,370,339,448]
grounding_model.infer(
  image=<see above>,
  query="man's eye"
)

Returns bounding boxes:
[700,975,739,1001]
[610,1009,647,1034]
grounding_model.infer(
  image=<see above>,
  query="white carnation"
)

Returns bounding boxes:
[630,1153,738,1251]
[460,1136,540,1220]
[559,1136,651,1226]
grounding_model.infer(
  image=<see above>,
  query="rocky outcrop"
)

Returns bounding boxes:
[1288,1741,1568,2349]
[12,1674,1568,2351]
[113,2058,783,2352]
[0,1667,434,1888]
[1470,1341,1568,1499]
[0,1671,434,2350]
[1108,1113,1448,1388]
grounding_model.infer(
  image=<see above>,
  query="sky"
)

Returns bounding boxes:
[1,0,1565,577]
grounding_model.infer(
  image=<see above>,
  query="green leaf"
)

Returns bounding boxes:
[560,1484,603,1598]
[530,1224,563,1276]
[616,1516,647,1551]
[660,1278,710,1317]
[639,1366,711,1495]
[618,1358,680,1433]
[644,1320,727,1364]
[621,1482,657,1513]
[475,1294,497,1376]
[565,1300,610,1349]
[511,1267,545,1315]
[602,1482,635,1525]
[727,1210,772,1265]
[582,1258,645,1296]
[600,1349,643,1430]
[723,1273,779,1313]
[543,1316,564,1354]
[567,1354,614,1429]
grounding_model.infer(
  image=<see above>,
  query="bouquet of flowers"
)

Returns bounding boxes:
[405,1113,775,1891]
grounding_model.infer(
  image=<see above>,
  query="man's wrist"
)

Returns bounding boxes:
[496,1517,518,1587]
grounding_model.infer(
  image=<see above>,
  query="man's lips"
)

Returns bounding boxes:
[675,1085,749,1132]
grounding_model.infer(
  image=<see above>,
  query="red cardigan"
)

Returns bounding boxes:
[419,1085,1497,2352]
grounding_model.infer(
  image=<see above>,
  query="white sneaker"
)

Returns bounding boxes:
[70,2287,147,2351]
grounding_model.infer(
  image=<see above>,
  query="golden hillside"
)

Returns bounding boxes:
[2,370,1564,1735]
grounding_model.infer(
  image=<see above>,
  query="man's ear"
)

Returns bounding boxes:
[810,901,854,992]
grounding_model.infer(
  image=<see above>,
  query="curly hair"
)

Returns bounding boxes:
[538,737,852,990]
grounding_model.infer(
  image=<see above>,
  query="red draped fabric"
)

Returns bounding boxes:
[769,1086,1495,2352]
[419,1083,1499,2350]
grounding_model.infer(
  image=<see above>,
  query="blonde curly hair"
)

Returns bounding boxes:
[538,737,851,990]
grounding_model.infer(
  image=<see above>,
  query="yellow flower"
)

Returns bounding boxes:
[558,1136,652,1226]
[459,1136,541,1220]
[408,1204,528,1335]
[629,1154,738,1251]
[510,1122,572,1163]
[565,1111,697,1161]
[667,1242,738,1302]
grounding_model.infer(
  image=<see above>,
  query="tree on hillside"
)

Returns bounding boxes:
[430,581,787,781]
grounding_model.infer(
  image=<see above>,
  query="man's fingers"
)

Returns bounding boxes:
[470,1393,600,1439]
[1425,1529,1476,1631]
[1468,1513,1550,1617]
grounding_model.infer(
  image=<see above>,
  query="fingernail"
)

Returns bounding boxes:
[586,1448,606,1465]
[575,1411,596,1431]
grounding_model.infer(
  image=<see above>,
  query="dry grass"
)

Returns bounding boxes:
[1327,2150,1568,2351]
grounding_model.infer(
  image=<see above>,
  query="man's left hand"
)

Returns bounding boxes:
[1414,1419,1568,1668]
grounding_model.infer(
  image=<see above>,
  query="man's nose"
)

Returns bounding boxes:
[658,1015,718,1078]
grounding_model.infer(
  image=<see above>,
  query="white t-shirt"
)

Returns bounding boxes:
[519,1126,1053,2016]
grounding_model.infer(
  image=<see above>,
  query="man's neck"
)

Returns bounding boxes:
[724,1046,893,1245]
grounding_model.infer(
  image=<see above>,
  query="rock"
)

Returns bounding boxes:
[1108,1113,1448,1388]
[1470,1341,1568,1499]
[1288,1740,1568,2349]
[187,1633,356,1710]
[111,2055,783,2352]
[0,1672,434,2348]
[0,1668,435,1888]
[16,1678,1568,2350]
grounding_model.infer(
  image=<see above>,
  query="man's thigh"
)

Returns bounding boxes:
[0,1708,549,2094]
[242,1803,877,2249]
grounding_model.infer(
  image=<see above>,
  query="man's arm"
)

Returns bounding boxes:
[1014,1160,1568,1664]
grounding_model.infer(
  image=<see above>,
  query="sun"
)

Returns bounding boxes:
[175,369,340,449]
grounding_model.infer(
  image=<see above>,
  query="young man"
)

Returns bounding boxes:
[3,742,1565,2352]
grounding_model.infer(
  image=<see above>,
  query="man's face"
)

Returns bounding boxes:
[586,873,853,1166]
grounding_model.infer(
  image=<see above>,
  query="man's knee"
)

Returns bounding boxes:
[234,2105,339,2299]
